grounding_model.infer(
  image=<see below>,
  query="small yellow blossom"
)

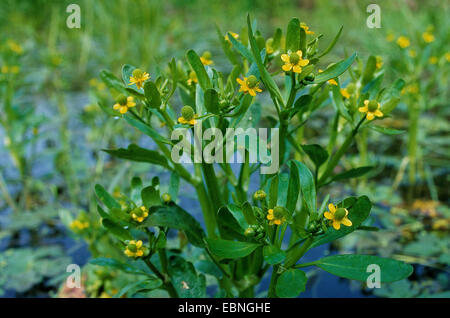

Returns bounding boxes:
[70,219,89,231]
[178,105,198,125]
[300,23,314,35]
[161,193,172,203]
[386,32,395,42]
[266,206,287,226]
[253,189,267,201]
[236,75,262,96]
[375,56,383,69]
[131,206,149,223]
[7,40,23,54]
[113,95,136,114]
[225,32,239,43]
[340,88,350,99]
[281,50,309,73]
[359,99,383,120]
[422,31,435,43]
[429,56,438,64]
[187,71,198,86]
[397,36,410,49]
[200,51,213,66]
[408,49,417,58]
[124,240,145,258]
[324,203,352,230]
[129,68,150,89]
[445,52,450,62]
[319,69,338,85]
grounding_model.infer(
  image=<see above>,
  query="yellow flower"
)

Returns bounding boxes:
[359,99,383,120]
[187,70,198,85]
[131,206,149,223]
[422,31,435,43]
[397,36,410,49]
[300,23,314,35]
[161,193,172,203]
[70,219,89,231]
[113,95,136,114]
[124,240,145,258]
[200,51,213,65]
[340,88,350,99]
[408,49,417,58]
[319,69,338,85]
[128,68,150,89]
[225,31,239,43]
[7,40,23,54]
[236,75,262,96]
[266,207,287,226]
[375,56,383,69]
[178,105,198,125]
[429,56,438,64]
[281,50,309,73]
[253,189,267,201]
[386,32,395,42]
[324,203,352,230]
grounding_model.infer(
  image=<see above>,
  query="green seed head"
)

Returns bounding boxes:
[161,193,171,203]
[132,68,144,78]
[244,227,256,237]
[116,94,128,106]
[202,51,212,60]
[273,206,286,219]
[346,83,356,94]
[127,243,137,252]
[246,75,258,88]
[368,100,379,112]
[335,208,347,220]
[181,105,195,120]
[289,52,300,64]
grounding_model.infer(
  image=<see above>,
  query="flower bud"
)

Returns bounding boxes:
[253,189,267,201]
[161,193,171,203]
[181,105,195,120]
[116,94,128,106]
[368,100,379,112]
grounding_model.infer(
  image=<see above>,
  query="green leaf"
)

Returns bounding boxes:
[312,195,372,248]
[314,53,356,84]
[95,184,120,209]
[168,256,206,298]
[286,162,300,214]
[227,32,254,62]
[90,258,148,275]
[168,172,180,201]
[380,97,401,115]
[285,18,300,52]
[291,94,312,118]
[331,83,352,122]
[268,174,279,209]
[263,245,286,265]
[99,70,126,95]
[316,254,413,283]
[206,238,260,259]
[143,81,161,108]
[318,25,343,58]
[114,278,163,298]
[130,177,143,203]
[103,144,169,168]
[361,56,377,85]
[125,116,171,145]
[330,166,374,182]
[141,185,160,207]
[292,160,316,216]
[102,218,132,240]
[144,204,205,247]
[204,88,220,115]
[217,205,248,240]
[98,101,119,116]
[301,144,329,168]
[370,125,405,135]
[186,49,211,90]
[242,201,258,225]
[276,269,307,297]
[121,64,138,91]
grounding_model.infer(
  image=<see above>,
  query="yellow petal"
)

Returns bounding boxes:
[236,78,245,85]
[255,87,262,92]
[282,63,292,71]
[366,112,375,120]
[274,219,281,225]
[364,100,369,106]
[113,103,120,110]
[136,240,143,247]
[293,65,302,73]
[267,214,274,220]
[296,50,303,58]
[136,250,144,257]
[299,59,309,66]
[249,89,256,96]
[328,203,336,213]
[332,220,341,230]
[341,217,352,227]
[120,106,128,114]
[358,106,368,113]
[281,54,290,62]
[324,212,334,220]
[375,109,383,117]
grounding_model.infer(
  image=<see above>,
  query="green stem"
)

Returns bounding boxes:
[144,258,178,298]
[267,264,280,298]
[284,236,315,268]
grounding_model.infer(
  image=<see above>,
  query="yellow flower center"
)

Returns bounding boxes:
[335,208,347,220]
[181,105,195,121]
